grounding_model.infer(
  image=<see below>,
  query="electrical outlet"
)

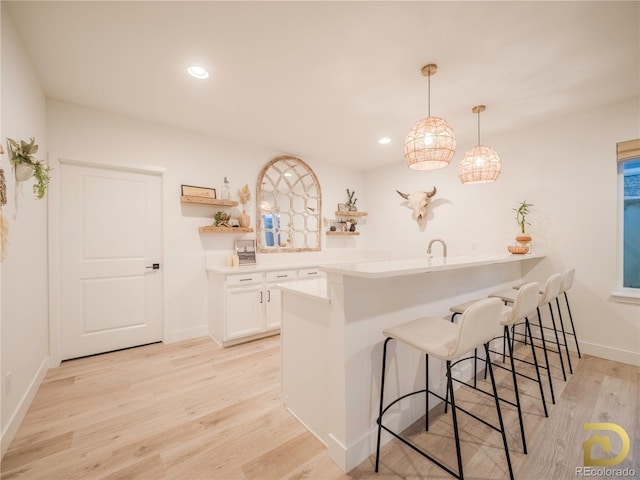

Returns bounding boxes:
[5,371,12,395]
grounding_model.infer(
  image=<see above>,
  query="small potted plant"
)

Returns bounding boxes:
[513,200,533,239]
[346,218,358,232]
[6,137,51,199]
[346,188,358,211]
[509,200,533,254]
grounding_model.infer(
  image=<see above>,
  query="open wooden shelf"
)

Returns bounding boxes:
[335,211,367,217]
[326,231,359,236]
[199,226,253,234]
[182,195,238,207]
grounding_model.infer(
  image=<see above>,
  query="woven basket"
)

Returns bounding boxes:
[508,245,529,255]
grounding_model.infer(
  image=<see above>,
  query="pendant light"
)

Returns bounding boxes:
[458,105,502,184]
[404,64,456,170]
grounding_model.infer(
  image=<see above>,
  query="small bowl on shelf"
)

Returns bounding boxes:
[508,245,530,255]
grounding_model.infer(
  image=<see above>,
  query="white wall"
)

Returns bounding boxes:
[365,97,640,366]
[1,7,50,455]
[46,100,368,344]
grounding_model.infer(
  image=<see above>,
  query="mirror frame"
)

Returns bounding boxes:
[256,155,322,253]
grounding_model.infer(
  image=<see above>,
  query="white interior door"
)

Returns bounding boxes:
[60,162,163,360]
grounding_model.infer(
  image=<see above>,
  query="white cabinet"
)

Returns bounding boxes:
[264,270,297,331]
[225,275,264,340]
[208,267,318,347]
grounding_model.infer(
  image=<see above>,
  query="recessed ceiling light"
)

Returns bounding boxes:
[188,66,209,79]
[378,137,391,144]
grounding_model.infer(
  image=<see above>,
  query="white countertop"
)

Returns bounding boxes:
[207,262,318,274]
[277,278,330,304]
[320,252,545,279]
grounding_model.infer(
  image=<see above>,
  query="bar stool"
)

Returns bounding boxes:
[447,282,548,455]
[490,273,565,405]
[375,298,514,480]
[511,269,580,374]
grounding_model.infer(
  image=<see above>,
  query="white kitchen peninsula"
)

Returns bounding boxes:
[279,253,544,473]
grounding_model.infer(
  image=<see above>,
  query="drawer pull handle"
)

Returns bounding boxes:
[239,278,253,282]
[306,272,318,275]
[276,274,288,278]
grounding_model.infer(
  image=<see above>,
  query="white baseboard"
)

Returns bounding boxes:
[1,355,49,458]
[164,325,208,344]
[580,341,640,367]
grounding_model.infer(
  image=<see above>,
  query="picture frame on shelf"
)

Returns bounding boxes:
[181,184,216,199]
[329,220,343,232]
[337,203,347,212]
[235,239,257,265]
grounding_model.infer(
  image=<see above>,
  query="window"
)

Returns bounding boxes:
[622,159,640,288]
[617,139,640,299]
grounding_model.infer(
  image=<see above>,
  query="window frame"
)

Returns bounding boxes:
[613,139,640,304]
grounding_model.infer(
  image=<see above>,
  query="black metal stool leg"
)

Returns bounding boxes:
[375,337,392,472]
[446,360,464,480]
[526,317,548,417]
[484,343,515,480]
[537,306,556,404]
[425,353,429,431]
[505,327,527,454]
[564,291,582,358]
[548,303,567,381]
[556,297,573,374]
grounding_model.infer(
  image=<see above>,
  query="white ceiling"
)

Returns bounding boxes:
[5,1,639,171]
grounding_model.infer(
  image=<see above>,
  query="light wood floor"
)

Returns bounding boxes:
[1,334,638,480]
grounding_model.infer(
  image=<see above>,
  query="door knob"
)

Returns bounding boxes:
[146,263,160,270]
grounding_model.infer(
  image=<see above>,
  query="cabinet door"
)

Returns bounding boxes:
[265,285,282,331]
[225,285,264,340]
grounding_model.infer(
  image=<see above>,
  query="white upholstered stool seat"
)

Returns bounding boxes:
[375,298,514,480]
[383,316,460,360]
[448,299,481,317]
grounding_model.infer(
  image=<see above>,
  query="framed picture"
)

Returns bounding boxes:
[330,220,344,232]
[235,239,257,265]
[337,203,347,212]
[181,184,216,199]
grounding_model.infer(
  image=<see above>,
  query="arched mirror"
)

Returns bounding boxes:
[256,156,321,253]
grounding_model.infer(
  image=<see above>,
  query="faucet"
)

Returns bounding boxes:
[427,238,447,258]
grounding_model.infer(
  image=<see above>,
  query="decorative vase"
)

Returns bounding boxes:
[15,163,34,182]
[510,232,532,255]
[239,209,250,228]
[349,224,356,232]
[349,205,357,212]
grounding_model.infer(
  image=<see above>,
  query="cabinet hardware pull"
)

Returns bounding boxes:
[276,274,288,278]
[267,290,271,302]
[239,278,252,282]
[306,272,318,275]
[259,291,263,303]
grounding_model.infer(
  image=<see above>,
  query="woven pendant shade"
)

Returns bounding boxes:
[404,64,456,170]
[405,116,456,170]
[458,105,501,184]
[458,145,501,183]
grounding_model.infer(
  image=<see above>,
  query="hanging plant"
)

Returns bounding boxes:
[6,137,51,199]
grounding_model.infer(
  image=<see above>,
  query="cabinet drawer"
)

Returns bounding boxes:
[266,270,297,282]
[297,268,324,279]
[226,272,263,286]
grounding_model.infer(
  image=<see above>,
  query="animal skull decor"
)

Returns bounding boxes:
[396,187,437,222]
